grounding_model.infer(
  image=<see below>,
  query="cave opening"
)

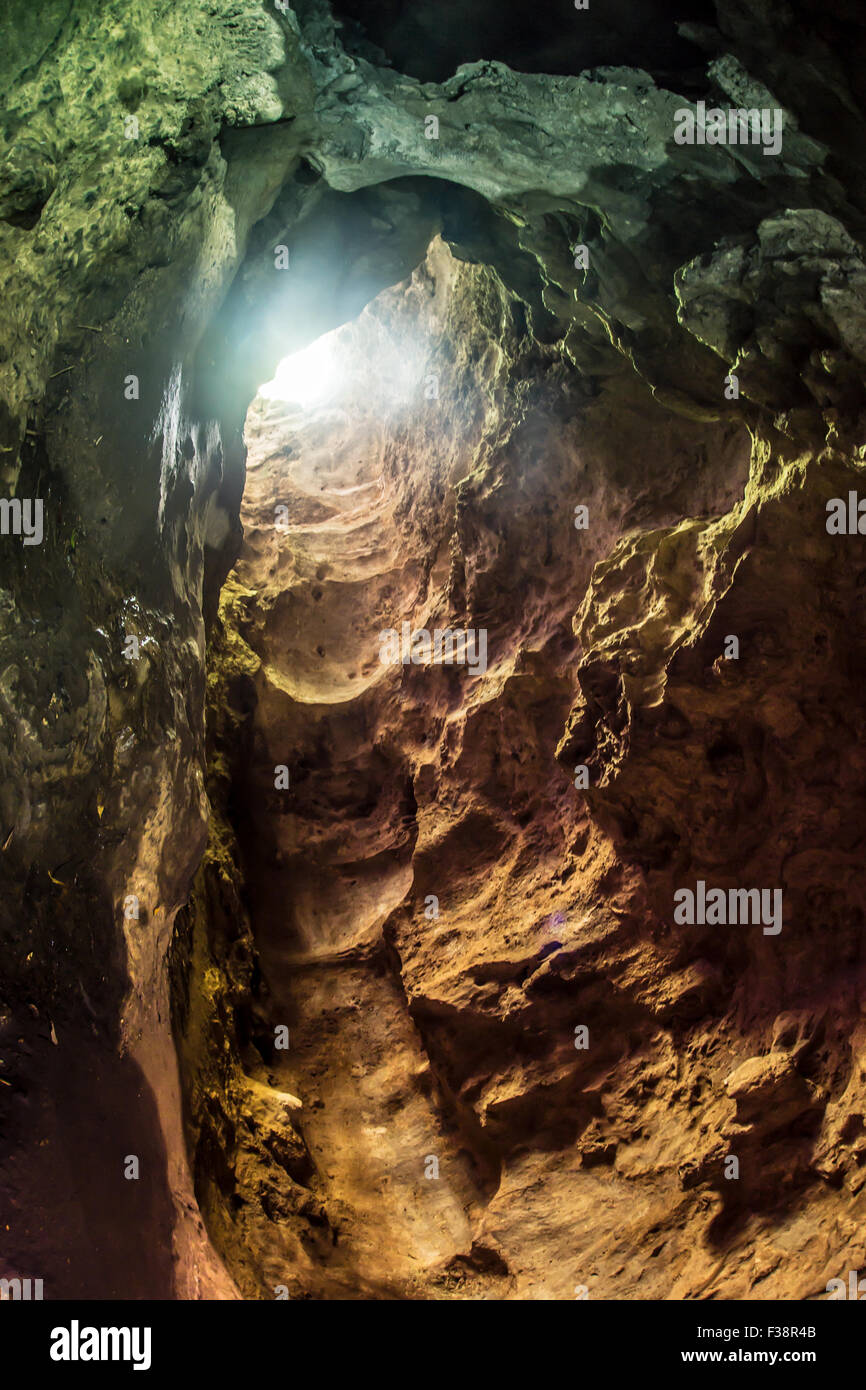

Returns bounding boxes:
[187,238,539,1297]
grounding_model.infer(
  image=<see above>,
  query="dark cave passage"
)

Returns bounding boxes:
[329,0,718,87]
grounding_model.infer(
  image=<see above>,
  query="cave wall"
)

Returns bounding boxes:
[181,226,866,1301]
[0,0,311,1298]
[0,0,865,1297]
[178,238,760,1297]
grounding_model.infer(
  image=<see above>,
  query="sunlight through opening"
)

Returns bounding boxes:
[258,335,341,409]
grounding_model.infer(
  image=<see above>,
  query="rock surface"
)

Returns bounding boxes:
[0,0,866,1299]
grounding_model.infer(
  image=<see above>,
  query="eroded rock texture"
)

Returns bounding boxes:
[2,0,866,1299]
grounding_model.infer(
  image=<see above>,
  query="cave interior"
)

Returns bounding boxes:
[1,0,866,1304]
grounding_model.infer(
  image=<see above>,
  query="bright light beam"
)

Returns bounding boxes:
[259,335,340,408]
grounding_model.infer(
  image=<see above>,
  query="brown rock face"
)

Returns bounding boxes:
[171,236,866,1300]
